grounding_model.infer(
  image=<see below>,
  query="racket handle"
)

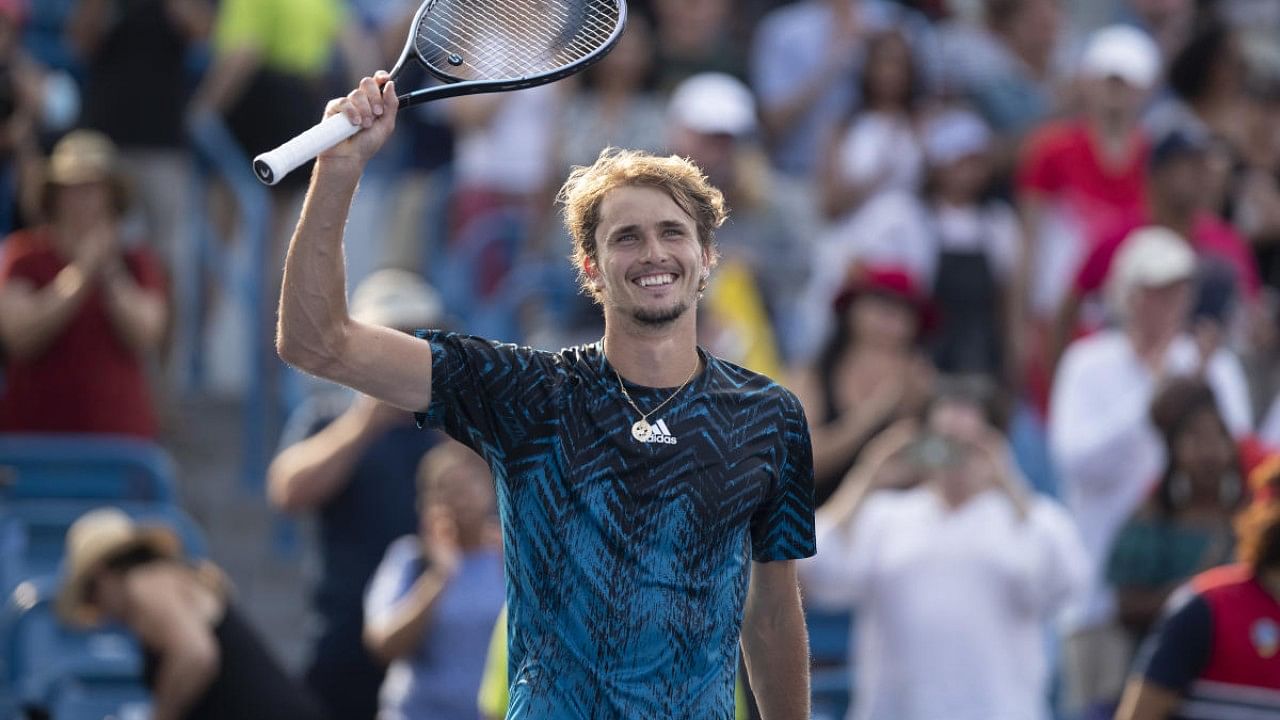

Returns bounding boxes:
[252,113,361,186]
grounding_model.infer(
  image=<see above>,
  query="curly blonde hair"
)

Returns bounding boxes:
[557,148,727,301]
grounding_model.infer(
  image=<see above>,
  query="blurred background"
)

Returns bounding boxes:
[1,0,1280,718]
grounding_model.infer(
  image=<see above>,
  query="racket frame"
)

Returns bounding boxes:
[390,0,629,108]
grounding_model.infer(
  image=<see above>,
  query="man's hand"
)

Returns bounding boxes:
[319,72,400,170]
[423,506,462,579]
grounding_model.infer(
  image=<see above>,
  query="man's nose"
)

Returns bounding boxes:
[638,232,667,262]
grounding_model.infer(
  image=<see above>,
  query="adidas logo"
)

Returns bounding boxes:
[642,419,679,445]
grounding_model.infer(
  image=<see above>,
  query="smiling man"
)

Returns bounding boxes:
[275,73,816,720]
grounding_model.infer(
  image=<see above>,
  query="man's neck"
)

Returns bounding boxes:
[601,313,701,388]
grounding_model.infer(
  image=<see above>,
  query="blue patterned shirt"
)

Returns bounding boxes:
[421,332,816,719]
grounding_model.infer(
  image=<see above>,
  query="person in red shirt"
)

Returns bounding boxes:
[1051,129,1263,367]
[0,130,168,437]
[1115,487,1280,720]
[1014,24,1160,409]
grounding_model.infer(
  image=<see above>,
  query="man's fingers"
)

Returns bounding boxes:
[382,80,398,119]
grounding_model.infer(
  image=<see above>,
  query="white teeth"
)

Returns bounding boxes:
[636,273,675,288]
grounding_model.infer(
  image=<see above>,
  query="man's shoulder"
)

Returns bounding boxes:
[1062,329,1129,367]
[705,353,807,424]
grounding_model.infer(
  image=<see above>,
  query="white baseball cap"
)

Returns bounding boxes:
[1108,226,1196,310]
[1080,24,1161,89]
[350,269,443,330]
[668,72,757,137]
[923,109,991,166]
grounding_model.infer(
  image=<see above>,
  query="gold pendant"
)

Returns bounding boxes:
[631,420,652,443]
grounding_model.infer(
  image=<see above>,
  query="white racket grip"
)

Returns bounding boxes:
[253,113,361,186]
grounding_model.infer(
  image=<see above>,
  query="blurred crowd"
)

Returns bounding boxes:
[2,0,1280,718]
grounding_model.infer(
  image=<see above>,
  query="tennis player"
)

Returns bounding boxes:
[276,74,816,719]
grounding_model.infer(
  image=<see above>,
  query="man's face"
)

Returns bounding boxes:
[54,180,113,224]
[1129,279,1192,341]
[1152,152,1207,210]
[1086,75,1146,126]
[588,185,709,328]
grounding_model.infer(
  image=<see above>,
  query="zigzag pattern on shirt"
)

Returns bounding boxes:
[424,333,816,719]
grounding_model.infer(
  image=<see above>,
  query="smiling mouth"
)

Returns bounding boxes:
[633,273,677,289]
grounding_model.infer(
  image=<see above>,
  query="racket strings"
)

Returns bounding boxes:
[423,0,608,77]
[416,0,619,82]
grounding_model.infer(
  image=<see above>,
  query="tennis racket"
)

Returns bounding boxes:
[252,0,627,186]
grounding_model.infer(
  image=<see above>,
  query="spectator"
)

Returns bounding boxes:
[445,82,563,298]
[651,0,743,93]
[1055,130,1263,366]
[57,507,326,720]
[0,0,48,232]
[821,109,1021,379]
[944,0,1069,141]
[0,130,167,437]
[1114,496,1280,719]
[68,0,214,294]
[666,72,817,367]
[187,0,348,191]
[1146,21,1253,218]
[363,440,504,720]
[1106,378,1245,647]
[1050,228,1253,720]
[1016,24,1160,366]
[267,268,445,720]
[818,29,926,224]
[750,0,935,177]
[918,110,1021,380]
[1234,81,1280,292]
[792,266,937,506]
[801,376,1089,720]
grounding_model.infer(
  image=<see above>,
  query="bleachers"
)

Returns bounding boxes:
[0,434,205,720]
[0,435,177,504]
[0,575,144,717]
[807,608,854,720]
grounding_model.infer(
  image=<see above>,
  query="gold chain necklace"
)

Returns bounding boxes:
[613,360,699,443]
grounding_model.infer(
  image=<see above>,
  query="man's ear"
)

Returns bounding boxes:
[583,255,604,289]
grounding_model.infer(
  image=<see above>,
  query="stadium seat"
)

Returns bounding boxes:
[0,575,143,713]
[0,500,210,604]
[46,672,151,720]
[806,608,854,720]
[0,435,178,504]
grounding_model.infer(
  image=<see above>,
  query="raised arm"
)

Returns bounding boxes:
[275,74,434,413]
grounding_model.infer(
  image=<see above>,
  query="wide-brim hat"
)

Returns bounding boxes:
[56,507,182,627]
[832,264,939,334]
[40,129,132,215]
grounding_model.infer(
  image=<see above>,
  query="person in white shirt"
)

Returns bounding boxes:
[801,376,1089,720]
[1049,226,1253,719]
